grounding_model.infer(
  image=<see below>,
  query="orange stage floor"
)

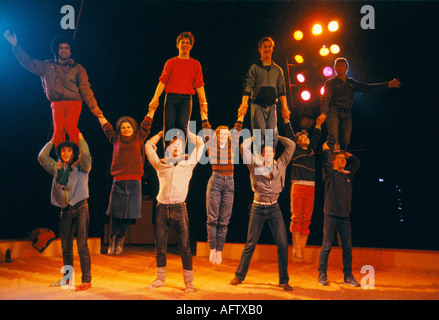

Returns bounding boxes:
[0,240,438,302]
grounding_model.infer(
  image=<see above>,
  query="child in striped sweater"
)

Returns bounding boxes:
[201,111,245,265]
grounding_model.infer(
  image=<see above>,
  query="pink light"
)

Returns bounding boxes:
[301,90,311,101]
[323,66,333,77]
[296,73,305,83]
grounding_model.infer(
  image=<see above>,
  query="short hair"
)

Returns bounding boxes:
[51,34,74,58]
[331,150,346,162]
[258,36,275,48]
[56,141,79,164]
[115,116,138,135]
[176,32,194,46]
[334,57,349,69]
[295,129,309,139]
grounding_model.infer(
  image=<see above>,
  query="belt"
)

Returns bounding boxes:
[253,200,277,206]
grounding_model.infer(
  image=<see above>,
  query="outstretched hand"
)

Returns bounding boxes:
[389,78,401,88]
[4,30,17,47]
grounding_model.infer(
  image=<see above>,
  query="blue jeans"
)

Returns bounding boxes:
[326,108,352,151]
[206,173,234,251]
[235,203,289,284]
[154,203,192,270]
[318,214,353,277]
[59,199,91,283]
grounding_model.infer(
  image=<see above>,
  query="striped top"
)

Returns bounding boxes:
[202,120,243,175]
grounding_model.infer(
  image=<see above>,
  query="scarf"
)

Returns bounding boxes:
[56,165,72,188]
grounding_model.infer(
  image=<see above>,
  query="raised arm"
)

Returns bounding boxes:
[5,31,48,77]
[38,141,57,176]
[77,132,92,173]
[145,131,164,169]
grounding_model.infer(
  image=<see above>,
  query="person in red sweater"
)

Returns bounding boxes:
[98,107,156,255]
[149,32,207,146]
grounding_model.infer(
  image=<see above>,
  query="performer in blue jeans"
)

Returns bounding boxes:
[201,111,244,265]
[317,142,361,287]
[230,135,295,291]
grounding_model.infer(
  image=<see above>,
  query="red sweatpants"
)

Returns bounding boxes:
[289,183,315,235]
[51,100,82,147]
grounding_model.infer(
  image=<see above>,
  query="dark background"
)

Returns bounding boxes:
[0,0,438,251]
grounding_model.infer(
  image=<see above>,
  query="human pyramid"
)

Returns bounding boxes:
[4,30,400,292]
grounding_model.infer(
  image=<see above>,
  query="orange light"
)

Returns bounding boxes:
[330,44,340,54]
[319,46,329,56]
[328,21,339,32]
[294,54,304,64]
[312,24,323,35]
[293,30,303,41]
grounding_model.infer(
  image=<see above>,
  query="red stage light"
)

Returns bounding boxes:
[296,73,305,83]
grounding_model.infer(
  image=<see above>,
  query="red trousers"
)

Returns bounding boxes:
[289,183,315,235]
[51,100,82,147]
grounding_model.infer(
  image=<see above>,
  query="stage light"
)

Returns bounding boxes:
[323,66,333,77]
[328,21,339,32]
[294,54,304,64]
[312,24,322,35]
[296,73,305,83]
[301,90,311,101]
[319,46,329,56]
[320,86,325,95]
[293,30,303,41]
[330,44,340,54]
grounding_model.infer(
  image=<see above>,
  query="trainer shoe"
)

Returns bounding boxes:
[279,283,293,291]
[318,274,328,286]
[344,274,360,287]
[230,277,242,285]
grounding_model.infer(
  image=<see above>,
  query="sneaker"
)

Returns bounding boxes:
[75,282,92,291]
[185,281,195,293]
[230,277,242,285]
[344,274,360,287]
[279,283,293,291]
[318,274,328,286]
[147,278,165,289]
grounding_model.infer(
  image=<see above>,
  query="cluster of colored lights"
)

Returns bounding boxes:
[291,20,341,101]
